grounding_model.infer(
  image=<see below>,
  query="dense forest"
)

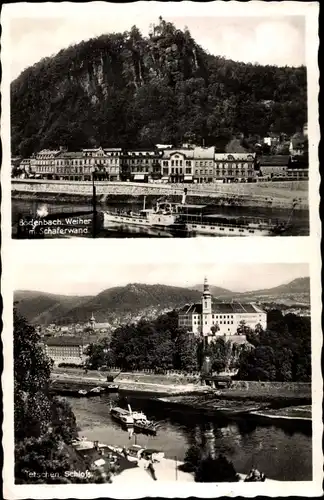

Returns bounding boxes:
[11,17,307,157]
[85,309,311,382]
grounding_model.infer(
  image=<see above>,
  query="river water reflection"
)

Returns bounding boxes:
[12,199,309,237]
[66,392,312,481]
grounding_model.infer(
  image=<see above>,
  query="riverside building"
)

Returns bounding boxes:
[213,153,257,182]
[178,278,267,341]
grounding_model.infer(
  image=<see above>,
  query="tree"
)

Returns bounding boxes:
[174,331,198,372]
[210,323,220,336]
[236,311,311,382]
[195,454,239,483]
[14,308,93,484]
[181,445,201,472]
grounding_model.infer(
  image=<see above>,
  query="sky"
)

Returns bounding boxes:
[9,12,305,81]
[13,254,308,296]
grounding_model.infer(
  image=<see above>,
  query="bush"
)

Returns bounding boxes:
[195,454,240,483]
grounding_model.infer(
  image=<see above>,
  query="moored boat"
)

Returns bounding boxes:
[106,383,119,392]
[110,406,134,426]
[133,420,158,435]
[89,386,105,395]
[103,189,294,237]
[183,214,282,236]
[78,389,88,397]
[110,404,158,433]
[103,196,184,232]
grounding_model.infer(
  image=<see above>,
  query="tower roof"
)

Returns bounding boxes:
[203,277,210,295]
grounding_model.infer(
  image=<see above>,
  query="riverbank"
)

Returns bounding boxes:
[51,371,207,395]
[154,394,311,424]
[12,179,308,210]
[51,370,311,416]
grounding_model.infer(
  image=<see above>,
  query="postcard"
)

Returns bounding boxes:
[1,1,321,499]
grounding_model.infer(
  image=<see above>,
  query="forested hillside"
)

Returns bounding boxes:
[11,17,307,157]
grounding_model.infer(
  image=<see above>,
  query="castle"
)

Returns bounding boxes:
[178,277,267,340]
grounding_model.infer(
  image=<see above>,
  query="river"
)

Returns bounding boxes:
[66,392,312,481]
[12,199,309,238]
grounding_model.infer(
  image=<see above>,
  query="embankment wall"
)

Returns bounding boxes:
[12,179,308,209]
[51,370,311,398]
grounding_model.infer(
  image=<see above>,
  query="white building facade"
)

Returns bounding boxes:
[178,278,267,339]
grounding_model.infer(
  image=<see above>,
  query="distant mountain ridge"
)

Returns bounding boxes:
[14,277,310,326]
[192,277,310,299]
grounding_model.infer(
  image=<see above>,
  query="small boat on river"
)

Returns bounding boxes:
[106,383,119,392]
[133,420,158,435]
[88,386,105,396]
[78,389,88,397]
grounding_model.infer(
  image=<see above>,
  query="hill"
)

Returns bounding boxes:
[191,284,233,297]
[11,17,307,157]
[14,290,92,325]
[234,277,310,305]
[14,284,202,326]
[14,277,310,326]
[191,277,310,305]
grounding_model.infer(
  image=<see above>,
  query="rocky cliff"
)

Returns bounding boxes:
[11,17,307,156]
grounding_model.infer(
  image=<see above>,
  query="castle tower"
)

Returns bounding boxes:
[202,277,212,336]
[90,312,96,330]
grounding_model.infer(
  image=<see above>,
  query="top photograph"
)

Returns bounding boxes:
[10,12,310,239]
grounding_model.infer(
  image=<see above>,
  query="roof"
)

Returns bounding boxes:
[179,302,265,315]
[162,148,194,159]
[57,151,83,159]
[46,336,86,346]
[93,323,111,329]
[193,147,215,159]
[214,153,256,161]
[179,303,202,314]
[212,302,265,314]
[259,155,290,166]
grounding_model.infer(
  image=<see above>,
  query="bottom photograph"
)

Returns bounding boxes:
[12,260,312,485]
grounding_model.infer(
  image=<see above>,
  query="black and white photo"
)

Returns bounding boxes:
[11,256,313,486]
[8,5,312,238]
[1,2,321,499]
